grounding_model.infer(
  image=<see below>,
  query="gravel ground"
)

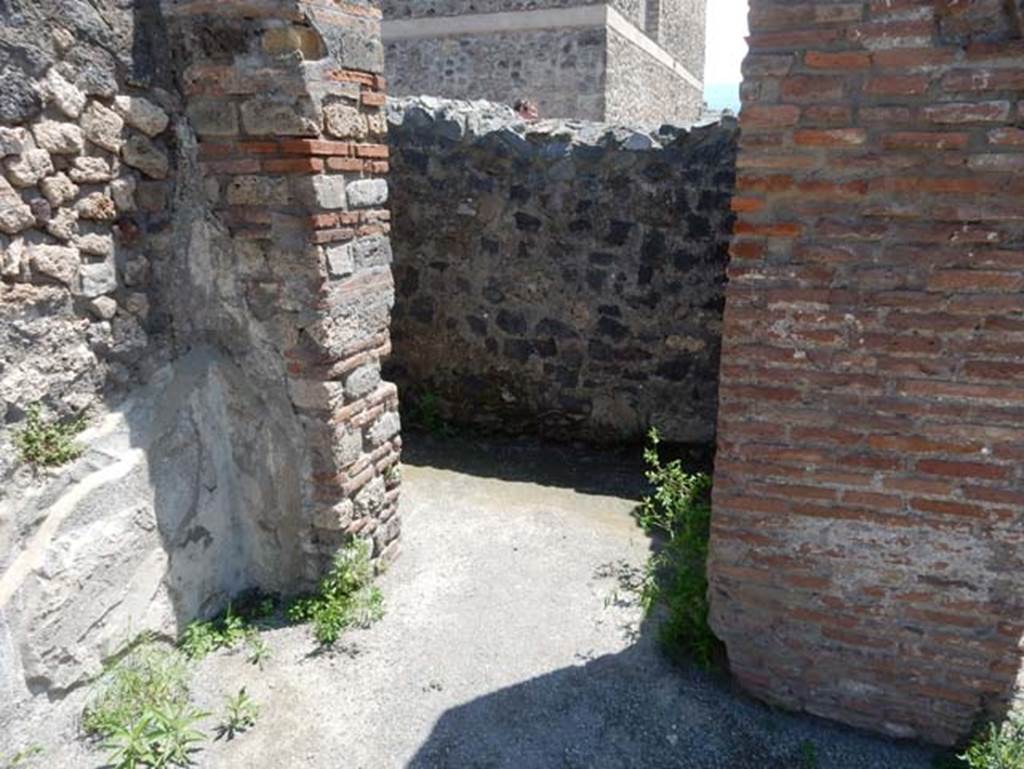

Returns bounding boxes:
[6,435,942,769]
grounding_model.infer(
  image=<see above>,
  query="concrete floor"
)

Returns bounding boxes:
[8,435,941,768]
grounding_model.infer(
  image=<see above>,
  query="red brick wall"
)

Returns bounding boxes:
[709,0,1024,746]
[169,0,402,577]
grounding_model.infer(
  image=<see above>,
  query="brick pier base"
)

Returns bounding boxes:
[709,0,1024,746]
[164,0,403,578]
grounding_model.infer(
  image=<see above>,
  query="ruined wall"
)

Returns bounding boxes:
[382,1,706,124]
[0,0,400,715]
[0,0,176,466]
[387,97,736,443]
[709,0,1024,746]
[173,0,402,571]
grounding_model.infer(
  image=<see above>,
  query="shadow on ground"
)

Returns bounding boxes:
[403,429,667,499]
[401,434,941,769]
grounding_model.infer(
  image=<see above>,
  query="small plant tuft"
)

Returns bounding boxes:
[245,632,272,670]
[2,746,43,769]
[216,688,259,741]
[799,740,819,769]
[287,539,384,646]
[82,636,207,769]
[635,427,721,669]
[405,391,455,437]
[952,712,1024,769]
[14,404,86,467]
[179,603,251,660]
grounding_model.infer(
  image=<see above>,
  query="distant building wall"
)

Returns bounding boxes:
[653,0,706,79]
[382,1,706,125]
[605,25,702,124]
[384,26,608,122]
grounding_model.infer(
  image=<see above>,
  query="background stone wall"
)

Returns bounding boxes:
[387,97,736,444]
[710,0,1024,746]
[0,0,401,717]
[383,1,706,124]
[385,28,608,122]
[605,27,702,125]
[383,0,599,16]
[650,0,706,79]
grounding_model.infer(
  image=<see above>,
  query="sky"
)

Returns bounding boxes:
[703,0,749,112]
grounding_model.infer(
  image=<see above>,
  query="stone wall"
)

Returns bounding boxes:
[381,0,645,27]
[386,97,736,444]
[0,0,176,454]
[651,0,706,79]
[382,0,599,16]
[709,0,1024,746]
[384,28,608,122]
[382,1,706,124]
[605,26,702,125]
[0,0,401,714]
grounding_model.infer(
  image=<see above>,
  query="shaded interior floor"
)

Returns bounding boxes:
[10,434,941,768]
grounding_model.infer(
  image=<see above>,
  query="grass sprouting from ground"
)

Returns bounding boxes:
[287,538,384,646]
[14,404,86,467]
[1,746,44,769]
[635,428,722,669]
[216,688,260,741]
[82,636,207,769]
[934,712,1024,769]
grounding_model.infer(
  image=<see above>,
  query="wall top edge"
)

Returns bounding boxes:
[387,95,735,149]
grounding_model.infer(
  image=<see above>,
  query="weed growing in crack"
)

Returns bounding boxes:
[82,635,207,769]
[216,688,259,741]
[179,598,273,661]
[287,538,384,646]
[404,391,456,437]
[245,632,272,670]
[14,404,86,467]
[799,740,819,769]
[102,701,207,769]
[1,746,43,769]
[937,712,1024,769]
[635,427,722,669]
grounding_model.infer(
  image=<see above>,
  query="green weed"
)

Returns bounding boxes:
[799,740,819,769]
[216,688,259,741]
[2,746,43,769]
[635,427,721,669]
[245,632,272,670]
[405,391,455,437]
[954,712,1024,769]
[14,404,86,467]
[102,701,206,769]
[82,637,207,769]
[287,539,384,646]
[179,604,250,660]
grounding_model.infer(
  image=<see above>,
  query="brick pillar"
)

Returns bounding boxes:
[164,0,401,577]
[709,0,1024,746]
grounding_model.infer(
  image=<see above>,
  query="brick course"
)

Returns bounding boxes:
[170,0,402,575]
[709,0,1024,746]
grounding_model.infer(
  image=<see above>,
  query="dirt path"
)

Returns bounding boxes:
[11,436,940,768]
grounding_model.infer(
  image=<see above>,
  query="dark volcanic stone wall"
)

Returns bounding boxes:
[387,97,737,443]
